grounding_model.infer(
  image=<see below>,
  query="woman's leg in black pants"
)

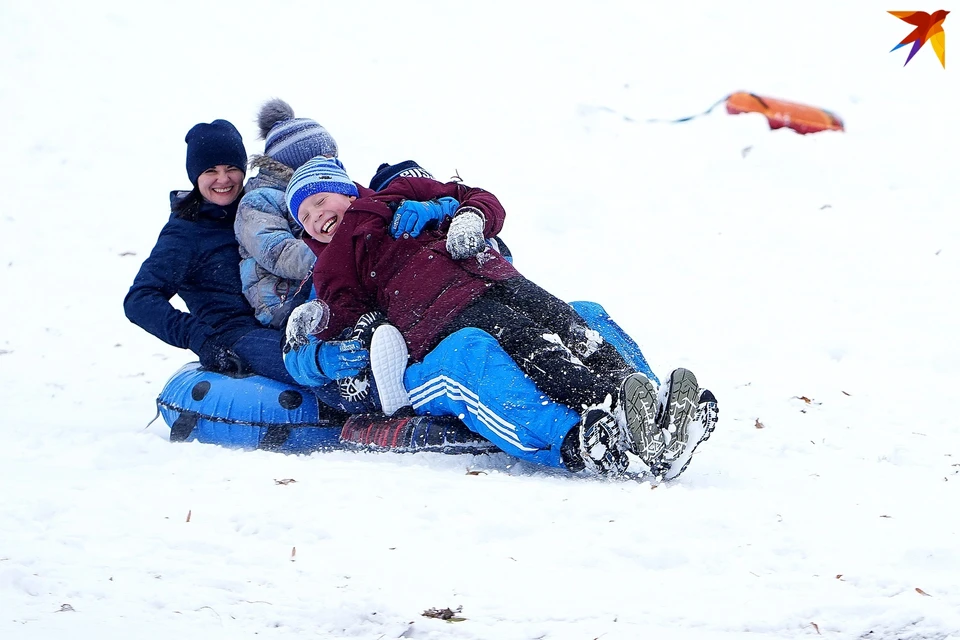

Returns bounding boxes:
[489,278,636,387]
[441,287,621,411]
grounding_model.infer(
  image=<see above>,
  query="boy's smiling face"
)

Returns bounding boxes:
[297,192,356,243]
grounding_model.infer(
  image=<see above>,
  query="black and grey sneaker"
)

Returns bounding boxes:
[618,372,664,470]
[574,408,629,476]
[654,368,700,475]
[662,389,719,480]
[336,311,387,402]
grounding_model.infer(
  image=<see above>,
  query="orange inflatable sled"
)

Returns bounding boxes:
[725,92,844,135]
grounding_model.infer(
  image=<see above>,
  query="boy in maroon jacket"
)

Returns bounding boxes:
[283,157,700,476]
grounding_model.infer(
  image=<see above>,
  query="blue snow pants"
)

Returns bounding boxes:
[569,301,658,385]
[402,302,657,469]
[404,327,579,468]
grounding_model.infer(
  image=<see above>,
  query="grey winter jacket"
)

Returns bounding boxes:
[235,156,315,328]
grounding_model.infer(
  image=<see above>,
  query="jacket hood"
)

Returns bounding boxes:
[167,189,239,222]
[246,154,294,191]
[169,189,192,209]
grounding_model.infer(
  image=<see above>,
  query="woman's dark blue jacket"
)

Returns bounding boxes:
[123,191,262,355]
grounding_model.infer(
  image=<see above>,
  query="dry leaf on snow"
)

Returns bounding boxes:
[423,606,466,622]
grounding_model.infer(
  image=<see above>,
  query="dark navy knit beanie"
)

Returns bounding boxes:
[368,160,434,192]
[184,119,248,184]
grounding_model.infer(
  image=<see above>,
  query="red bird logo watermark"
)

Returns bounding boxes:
[889,10,948,68]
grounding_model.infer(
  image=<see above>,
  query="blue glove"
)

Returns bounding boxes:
[316,339,369,380]
[390,197,460,238]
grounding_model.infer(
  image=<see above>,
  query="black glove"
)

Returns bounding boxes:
[197,339,244,374]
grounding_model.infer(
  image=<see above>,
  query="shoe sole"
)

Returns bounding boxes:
[370,325,411,416]
[337,374,371,402]
[657,368,699,466]
[578,409,629,476]
[620,373,663,467]
[663,390,719,480]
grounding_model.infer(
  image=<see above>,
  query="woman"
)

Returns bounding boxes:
[123,119,365,416]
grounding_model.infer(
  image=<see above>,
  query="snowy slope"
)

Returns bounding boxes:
[2,1,959,638]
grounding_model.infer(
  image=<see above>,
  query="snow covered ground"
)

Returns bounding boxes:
[2,1,959,638]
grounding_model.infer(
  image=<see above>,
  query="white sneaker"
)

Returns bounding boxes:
[370,324,411,416]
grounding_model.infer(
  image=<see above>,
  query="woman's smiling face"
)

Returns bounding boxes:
[197,165,244,206]
[297,192,356,243]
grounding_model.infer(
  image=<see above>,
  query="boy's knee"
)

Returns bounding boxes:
[438,328,502,358]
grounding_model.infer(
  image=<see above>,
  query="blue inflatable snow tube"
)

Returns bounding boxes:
[157,363,343,453]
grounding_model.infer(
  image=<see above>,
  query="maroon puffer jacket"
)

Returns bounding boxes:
[305,177,520,361]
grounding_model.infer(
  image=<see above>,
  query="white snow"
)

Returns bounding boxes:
[2,1,959,638]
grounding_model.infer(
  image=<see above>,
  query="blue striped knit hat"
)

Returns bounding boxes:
[286,157,359,221]
[258,99,339,170]
[266,118,338,169]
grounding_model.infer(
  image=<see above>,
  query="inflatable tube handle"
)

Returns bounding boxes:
[170,411,200,442]
[259,426,293,451]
